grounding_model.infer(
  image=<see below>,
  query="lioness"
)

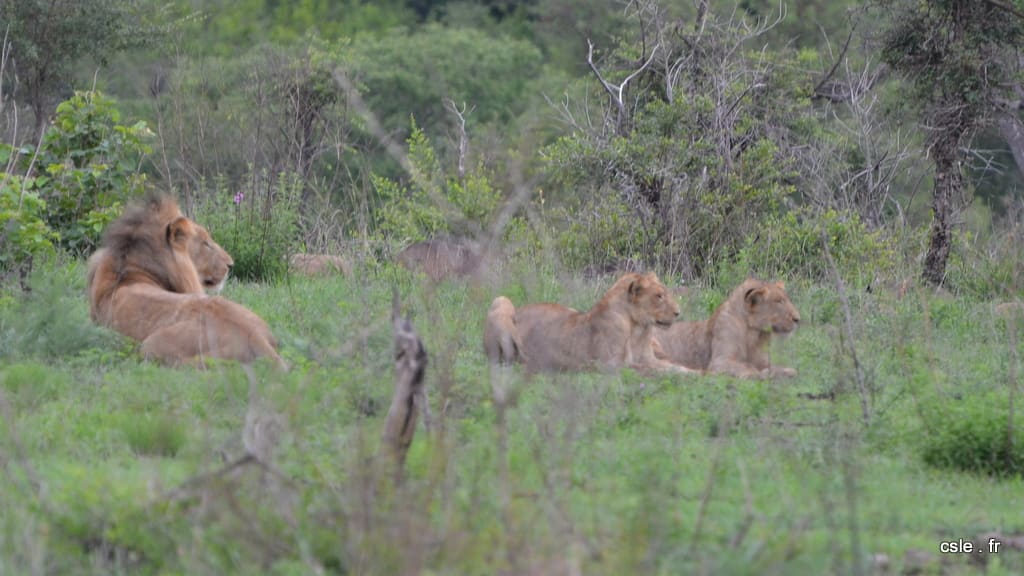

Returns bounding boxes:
[654,278,800,379]
[87,196,286,369]
[289,253,351,276]
[491,272,699,375]
[483,296,520,365]
[396,238,482,281]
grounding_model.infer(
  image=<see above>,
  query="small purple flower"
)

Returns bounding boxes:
[638,383,646,391]
[233,191,245,205]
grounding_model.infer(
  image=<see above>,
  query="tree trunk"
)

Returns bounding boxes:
[922,140,963,286]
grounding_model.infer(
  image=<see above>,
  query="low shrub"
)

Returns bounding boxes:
[195,170,302,282]
[920,392,1024,477]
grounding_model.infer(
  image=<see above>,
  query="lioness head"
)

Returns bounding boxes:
[744,280,800,335]
[625,272,680,328]
[168,216,233,293]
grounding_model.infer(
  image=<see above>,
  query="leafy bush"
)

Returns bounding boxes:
[552,192,657,272]
[719,207,897,287]
[0,174,59,272]
[542,83,798,278]
[1,91,149,270]
[373,121,503,244]
[351,24,543,140]
[195,170,303,282]
[34,91,149,255]
[946,227,1024,299]
[920,392,1024,477]
[0,259,123,360]
[47,464,177,573]
[120,413,186,457]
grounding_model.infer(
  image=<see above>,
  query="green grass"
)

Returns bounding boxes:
[1,260,1023,575]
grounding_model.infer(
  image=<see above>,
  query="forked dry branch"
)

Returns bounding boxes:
[380,288,431,480]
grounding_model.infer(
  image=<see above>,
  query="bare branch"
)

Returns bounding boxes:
[983,0,1024,21]
[443,98,473,180]
[381,288,430,480]
[586,37,660,135]
[820,225,870,426]
[812,26,856,102]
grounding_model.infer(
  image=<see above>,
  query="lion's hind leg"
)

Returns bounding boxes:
[484,296,521,365]
[140,318,287,370]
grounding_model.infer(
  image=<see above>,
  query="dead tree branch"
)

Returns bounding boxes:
[820,226,871,425]
[983,0,1024,21]
[812,26,856,102]
[380,288,430,480]
[586,38,660,135]
[443,98,473,180]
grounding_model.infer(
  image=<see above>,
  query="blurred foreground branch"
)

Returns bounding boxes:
[380,288,431,480]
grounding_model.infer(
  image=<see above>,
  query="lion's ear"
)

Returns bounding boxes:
[776,281,786,289]
[166,217,192,248]
[628,279,642,298]
[745,286,765,307]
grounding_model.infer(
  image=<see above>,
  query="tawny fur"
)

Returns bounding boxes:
[289,253,351,276]
[483,296,520,364]
[86,196,285,369]
[493,272,699,375]
[396,238,481,281]
[654,278,800,379]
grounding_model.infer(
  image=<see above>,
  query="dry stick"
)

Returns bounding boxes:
[840,449,865,576]
[333,71,465,231]
[1010,312,1018,457]
[819,227,870,425]
[489,360,515,568]
[688,393,732,562]
[380,289,430,482]
[0,387,42,497]
[585,37,660,135]
[999,303,1021,456]
[729,456,756,549]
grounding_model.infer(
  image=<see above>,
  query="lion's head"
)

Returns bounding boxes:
[615,271,680,328]
[186,222,233,293]
[742,280,800,335]
[97,196,231,295]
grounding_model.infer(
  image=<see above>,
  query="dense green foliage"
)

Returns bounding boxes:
[195,171,303,282]
[1,91,150,270]
[373,121,503,243]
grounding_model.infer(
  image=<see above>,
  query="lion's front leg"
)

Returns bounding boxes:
[767,365,797,378]
[631,341,702,375]
[707,356,768,379]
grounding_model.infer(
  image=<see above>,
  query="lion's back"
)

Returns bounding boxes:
[655,320,712,369]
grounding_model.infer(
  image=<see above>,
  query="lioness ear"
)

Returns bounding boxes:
[745,286,765,307]
[628,280,642,298]
[776,280,786,289]
[166,217,191,248]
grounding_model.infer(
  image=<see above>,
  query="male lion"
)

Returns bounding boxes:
[86,196,286,369]
[654,278,800,379]
[489,272,699,375]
